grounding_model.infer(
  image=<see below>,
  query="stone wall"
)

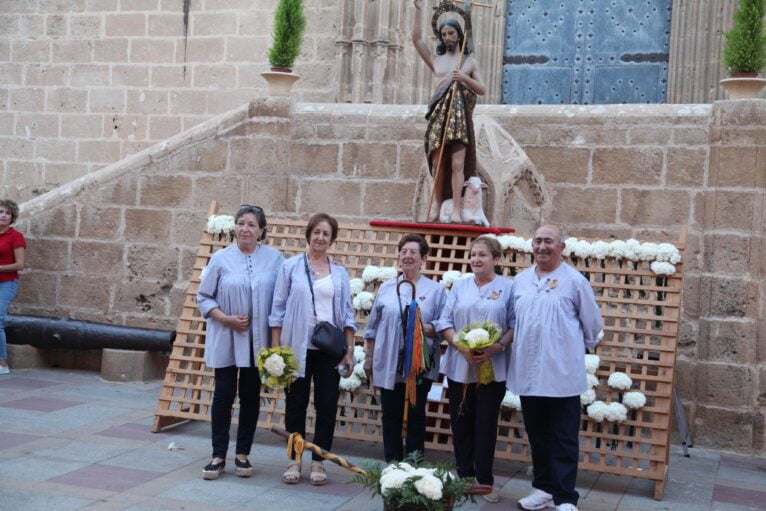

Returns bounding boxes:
[12,97,766,453]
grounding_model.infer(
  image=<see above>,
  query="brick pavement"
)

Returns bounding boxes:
[0,368,764,511]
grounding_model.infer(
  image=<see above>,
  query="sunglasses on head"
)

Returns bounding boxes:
[239,204,264,213]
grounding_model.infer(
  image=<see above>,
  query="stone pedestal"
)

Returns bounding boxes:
[100,349,167,382]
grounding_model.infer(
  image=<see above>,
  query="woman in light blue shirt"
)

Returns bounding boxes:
[435,235,514,503]
[363,234,447,462]
[197,205,284,480]
[269,213,357,486]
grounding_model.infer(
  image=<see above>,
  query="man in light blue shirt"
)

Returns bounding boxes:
[509,224,603,511]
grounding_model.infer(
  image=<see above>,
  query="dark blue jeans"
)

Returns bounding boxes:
[210,365,261,459]
[520,395,581,506]
[378,379,432,462]
[0,280,19,361]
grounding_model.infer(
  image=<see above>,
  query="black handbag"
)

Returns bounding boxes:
[304,254,346,363]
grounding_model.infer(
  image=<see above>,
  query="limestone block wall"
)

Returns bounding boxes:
[0,0,340,202]
[12,97,766,453]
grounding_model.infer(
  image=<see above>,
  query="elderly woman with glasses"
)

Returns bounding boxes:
[363,234,447,462]
[197,205,284,480]
[269,213,357,486]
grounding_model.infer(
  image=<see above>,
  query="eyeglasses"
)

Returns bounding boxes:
[239,204,264,213]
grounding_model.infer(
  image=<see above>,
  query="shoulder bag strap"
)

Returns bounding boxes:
[303,254,317,318]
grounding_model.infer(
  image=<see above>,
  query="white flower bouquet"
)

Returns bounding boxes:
[256,346,299,389]
[454,321,501,385]
[339,345,368,393]
[353,291,375,311]
[206,214,235,236]
[351,453,473,511]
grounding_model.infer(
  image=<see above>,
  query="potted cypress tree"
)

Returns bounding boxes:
[261,0,306,97]
[720,0,766,99]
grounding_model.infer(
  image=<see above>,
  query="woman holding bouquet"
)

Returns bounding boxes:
[434,235,514,503]
[363,234,447,462]
[269,213,357,486]
[197,205,284,480]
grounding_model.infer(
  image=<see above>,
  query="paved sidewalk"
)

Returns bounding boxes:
[0,368,764,511]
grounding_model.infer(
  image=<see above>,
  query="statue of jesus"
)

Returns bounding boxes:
[412,0,486,223]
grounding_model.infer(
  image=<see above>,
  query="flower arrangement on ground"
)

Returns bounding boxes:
[256,346,299,389]
[351,452,473,511]
[454,321,501,384]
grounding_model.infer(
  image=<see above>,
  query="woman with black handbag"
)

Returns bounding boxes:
[269,213,357,486]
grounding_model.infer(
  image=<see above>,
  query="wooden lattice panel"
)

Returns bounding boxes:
[153,202,684,499]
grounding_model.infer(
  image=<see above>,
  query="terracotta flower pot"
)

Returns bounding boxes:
[260,70,301,97]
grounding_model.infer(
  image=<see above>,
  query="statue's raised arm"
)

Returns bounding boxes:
[412,0,435,72]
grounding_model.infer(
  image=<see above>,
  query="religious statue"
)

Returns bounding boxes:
[412,0,486,224]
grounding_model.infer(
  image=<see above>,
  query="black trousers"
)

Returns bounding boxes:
[378,379,432,462]
[446,379,505,486]
[211,365,261,459]
[520,395,581,506]
[284,349,341,461]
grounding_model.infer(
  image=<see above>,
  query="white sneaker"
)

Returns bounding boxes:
[518,489,555,510]
[0,366,9,375]
[556,504,579,511]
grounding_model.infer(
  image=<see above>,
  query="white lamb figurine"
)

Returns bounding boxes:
[439,176,490,227]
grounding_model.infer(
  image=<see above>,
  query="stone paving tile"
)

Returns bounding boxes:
[0,396,83,412]
[157,478,263,507]
[51,464,165,492]
[31,439,134,464]
[0,376,65,390]
[97,423,172,442]
[711,503,766,511]
[0,431,43,450]
[719,454,766,473]
[99,447,202,473]
[241,486,352,510]
[713,485,766,510]
[0,487,93,510]
[0,455,87,481]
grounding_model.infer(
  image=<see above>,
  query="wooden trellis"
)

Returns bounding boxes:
[153,201,684,499]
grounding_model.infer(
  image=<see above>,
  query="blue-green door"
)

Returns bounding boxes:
[502,0,672,104]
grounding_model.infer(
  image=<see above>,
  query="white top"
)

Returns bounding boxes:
[308,274,336,350]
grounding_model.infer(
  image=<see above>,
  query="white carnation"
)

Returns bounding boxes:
[605,402,628,422]
[505,235,528,251]
[656,243,681,264]
[206,214,235,234]
[607,371,633,390]
[637,242,659,261]
[463,328,489,348]
[353,345,365,363]
[263,353,286,377]
[597,329,604,341]
[350,278,365,295]
[501,390,522,411]
[339,374,362,392]
[622,391,647,410]
[624,239,642,261]
[353,291,375,311]
[382,462,413,476]
[584,354,600,375]
[587,401,609,422]
[379,267,397,281]
[562,237,579,257]
[591,240,610,259]
[440,270,463,289]
[573,240,593,258]
[586,373,599,389]
[353,361,367,380]
[650,261,676,275]
[380,468,410,494]
[414,474,443,501]
[608,240,628,259]
[580,389,596,406]
[362,265,380,283]
[494,235,512,250]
